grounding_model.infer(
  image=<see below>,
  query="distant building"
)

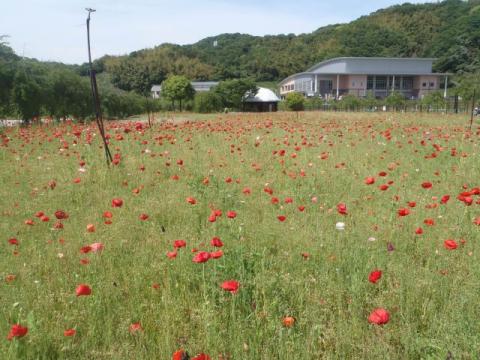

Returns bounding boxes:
[151,81,219,99]
[279,57,449,100]
[244,87,280,112]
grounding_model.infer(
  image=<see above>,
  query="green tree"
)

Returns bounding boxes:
[44,69,92,121]
[285,92,305,111]
[361,91,379,111]
[339,94,362,111]
[421,91,446,111]
[161,75,195,111]
[455,73,480,102]
[0,37,18,117]
[385,91,406,111]
[214,79,257,110]
[11,64,46,121]
[194,92,223,113]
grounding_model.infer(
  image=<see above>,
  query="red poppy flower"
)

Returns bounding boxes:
[424,218,435,226]
[129,322,143,333]
[8,238,18,245]
[365,177,375,185]
[378,171,387,177]
[75,284,92,296]
[368,270,382,284]
[421,182,432,189]
[64,329,76,337]
[172,350,189,360]
[103,211,113,218]
[242,188,251,195]
[415,227,423,235]
[444,240,458,250]
[192,353,211,360]
[271,197,279,204]
[86,224,95,233]
[368,308,390,325]
[24,219,34,226]
[7,324,28,340]
[284,197,293,204]
[298,205,305,212]
[174,240,186,249]
[186,197,196,205]
[277,215,286,222]
[264,187,273,195]
[211,237,223,247]
[210,250,223,259]
[91,243,104,252]
[80,258,90,265]
[35,211,44,218]
[55,210,69,220]
[337,203,348,215]
[139,213,149,221]
[111,198,123,208]
[227,211,237,219]
[407,201,416,208]
[441,195,450,204]
[282,316,295,328]
[221,280,239,293]
[379,184,389,191]
[80,245,92,254]
[192,251,210,263]
[398,208,410,217]
[166,251,177,259]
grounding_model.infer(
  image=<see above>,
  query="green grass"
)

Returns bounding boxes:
[1,112,479,359]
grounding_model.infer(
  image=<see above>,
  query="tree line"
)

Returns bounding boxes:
[0,40,151,121]
[0,38,259,121]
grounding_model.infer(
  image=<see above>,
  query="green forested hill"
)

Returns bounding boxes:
[102,0,480,94]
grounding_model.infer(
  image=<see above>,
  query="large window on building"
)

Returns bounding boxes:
[402,77,414,90]
[367,76,374,90]
[375,76,387,90]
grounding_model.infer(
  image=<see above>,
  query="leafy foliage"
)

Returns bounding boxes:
[194,92,224,113]
[161,75,195,111]
[213,79,257,110]
[285,92,305,111]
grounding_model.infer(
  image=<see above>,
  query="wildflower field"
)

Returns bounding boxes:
[1,112,479,359]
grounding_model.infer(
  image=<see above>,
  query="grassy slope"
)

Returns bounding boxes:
[1,112,479,359]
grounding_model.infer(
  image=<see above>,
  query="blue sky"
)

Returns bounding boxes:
[1,0,435,64]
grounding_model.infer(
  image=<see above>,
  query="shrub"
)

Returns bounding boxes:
[194,92,224,113]
[285,92,305,111]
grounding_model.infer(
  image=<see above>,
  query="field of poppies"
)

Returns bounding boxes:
[1,111,479,359]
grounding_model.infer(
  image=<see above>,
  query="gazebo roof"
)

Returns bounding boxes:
[245,87,280,103]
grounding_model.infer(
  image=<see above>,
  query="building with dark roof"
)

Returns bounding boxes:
[279,57,449,99]
[151,81,219,99]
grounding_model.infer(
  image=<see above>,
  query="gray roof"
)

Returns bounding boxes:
[151,81,219,92]
[191,81,219,86]
[244,87,280,103]
[280,57,448,85]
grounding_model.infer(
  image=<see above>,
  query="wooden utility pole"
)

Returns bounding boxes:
[86,8,112,165]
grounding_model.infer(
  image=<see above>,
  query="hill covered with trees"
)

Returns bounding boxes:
[102,0,480,94]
